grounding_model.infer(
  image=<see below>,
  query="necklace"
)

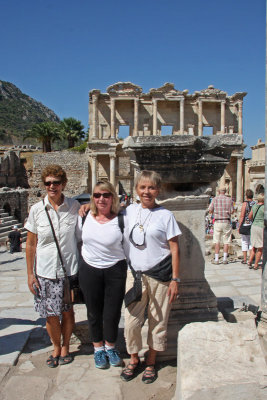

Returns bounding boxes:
[138,207,152,231]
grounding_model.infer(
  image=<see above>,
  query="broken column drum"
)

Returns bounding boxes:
[123,134,243,359]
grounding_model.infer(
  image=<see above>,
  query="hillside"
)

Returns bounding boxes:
[0,80,60,144]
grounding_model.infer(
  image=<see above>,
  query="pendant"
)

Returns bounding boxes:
[139,225,144,231]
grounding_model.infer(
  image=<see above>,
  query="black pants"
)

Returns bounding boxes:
[79,257,127,343]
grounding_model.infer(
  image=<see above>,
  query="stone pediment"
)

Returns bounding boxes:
[195,85,227,99]
[149,82,184,97]
[106,82,142,97]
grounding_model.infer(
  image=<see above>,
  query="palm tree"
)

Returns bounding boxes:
[60,118,85,148]
[24,121,61,152]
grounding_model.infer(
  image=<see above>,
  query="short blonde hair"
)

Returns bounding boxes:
[135,170,162,189]
[257,193,264,203]
[90,181,120,216]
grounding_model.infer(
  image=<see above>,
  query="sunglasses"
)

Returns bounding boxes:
[93,192,112,199]
[44,180,62,186]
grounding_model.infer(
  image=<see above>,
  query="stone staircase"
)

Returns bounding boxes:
[0,208,27,245]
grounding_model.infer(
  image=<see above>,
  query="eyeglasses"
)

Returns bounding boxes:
[93,192,112,199]
[129,223,146,248]
[44,180,62,186]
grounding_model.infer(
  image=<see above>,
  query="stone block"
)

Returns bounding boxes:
[175,320,267,400]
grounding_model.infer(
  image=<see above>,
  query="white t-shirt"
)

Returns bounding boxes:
[79,211,125,268]
[124,204,181,272]
[25,195,80,279]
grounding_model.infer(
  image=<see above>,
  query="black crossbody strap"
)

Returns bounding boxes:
[43,200,68,278]
[252,204,263,223]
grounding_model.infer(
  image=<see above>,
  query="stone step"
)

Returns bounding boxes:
[0,227,27,237]
[0,230,27,242]
[0,223,23,233]
[1,216,16,222]
[0,212,9,218]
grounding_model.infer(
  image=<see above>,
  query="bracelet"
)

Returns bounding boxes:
[171,278,181,283]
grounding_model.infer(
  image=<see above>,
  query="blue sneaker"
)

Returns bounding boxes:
[94,350,109,369]
[106,348,121,367]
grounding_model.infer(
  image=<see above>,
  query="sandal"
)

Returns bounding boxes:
[142,365,157,384]
[241,260,247,264]
[120,360,141,382]
[247,262,253,269]
[253,266,261,270]
[46,355,59,368]
[59,354,73,365]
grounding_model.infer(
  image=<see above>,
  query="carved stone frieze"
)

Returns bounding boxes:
[194,85,227,100]
[106,82,142,97]
[149,82,184,98]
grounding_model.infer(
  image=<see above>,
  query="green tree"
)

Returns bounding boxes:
[60,117,85,148]
[24,121,61,152]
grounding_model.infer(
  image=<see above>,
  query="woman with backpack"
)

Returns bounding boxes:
[78,181,127,369]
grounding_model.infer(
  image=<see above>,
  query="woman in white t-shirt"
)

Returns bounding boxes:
[78,181,127,370]
[120,170,181,384]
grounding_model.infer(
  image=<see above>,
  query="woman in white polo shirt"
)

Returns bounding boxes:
[25,165,80,368]
[121,170,181,384]
[78,181,127,370]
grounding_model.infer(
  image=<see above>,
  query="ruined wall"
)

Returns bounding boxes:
[29,151,89,207]
[0,189,28,223]
[0,151,29,188]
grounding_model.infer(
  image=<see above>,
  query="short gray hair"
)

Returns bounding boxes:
[135,170,162,189]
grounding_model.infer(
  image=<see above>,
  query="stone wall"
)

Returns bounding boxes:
[0,189,28,223]
[0,151,29,188]
[29,151,89,207]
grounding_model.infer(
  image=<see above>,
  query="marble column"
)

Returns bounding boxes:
[91,155,97,192]
[110,98,116,139]
[153,99,158,136]
[110,155,116,186]
[236,156,243,203]
[198,100,203,136]
[220,173,226,188]
[238,101,243,135]
[221,100,226,134]
[180,98,184,134]
[92,94,98,138]
[134,98,139,137]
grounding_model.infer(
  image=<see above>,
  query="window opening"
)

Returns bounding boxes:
[118,125,130,139]
[161,125,173,136]
[203,126,213,135]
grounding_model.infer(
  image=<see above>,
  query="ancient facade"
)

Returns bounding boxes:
[244,139,265,195]
[87,82,246,200]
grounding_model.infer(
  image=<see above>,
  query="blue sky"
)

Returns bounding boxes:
[0,0,265,157]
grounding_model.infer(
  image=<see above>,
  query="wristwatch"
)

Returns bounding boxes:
[171,278,181,282]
